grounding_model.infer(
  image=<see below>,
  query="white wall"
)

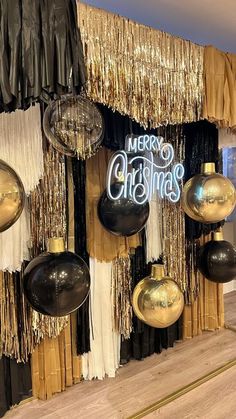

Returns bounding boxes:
[223,221,236,294]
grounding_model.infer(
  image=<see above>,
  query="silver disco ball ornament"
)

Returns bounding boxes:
[43,95,104,159]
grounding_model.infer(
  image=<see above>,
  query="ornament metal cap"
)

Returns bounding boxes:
[151,264,165,279]
[201,162,216,174]
[48,237,65,253]
[213,229,224,241]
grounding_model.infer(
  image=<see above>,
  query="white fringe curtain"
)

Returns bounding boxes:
[0,206,30,272]
[145,194,163,263]
[82,258,120,380]
[0,105,43,271]
[0,105,43,194]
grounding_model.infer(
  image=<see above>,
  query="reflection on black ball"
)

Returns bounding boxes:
[197,240,236,283]
[23,251,90,316]
[98,183,150,236]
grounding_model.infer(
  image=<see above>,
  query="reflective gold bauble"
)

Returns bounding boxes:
[132,264,184,328]
[182,163,236,223]
[0,160,25,232]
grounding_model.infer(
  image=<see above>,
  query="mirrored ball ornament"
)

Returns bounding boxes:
[23,238,90,317]
[132,264,184,328]
[98,182,150,236]
[0,159,25,232]
[182,163,236,223]
[43,95,104,159]
[197,231,236,283]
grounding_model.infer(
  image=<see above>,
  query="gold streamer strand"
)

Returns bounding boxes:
[157,125,192,302]
[78,3,204,129]
[29,139,68,343]
[112,257,132,340]
[0,268,33,362]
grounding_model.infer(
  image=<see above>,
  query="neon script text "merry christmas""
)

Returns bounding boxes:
[106,134,184,205]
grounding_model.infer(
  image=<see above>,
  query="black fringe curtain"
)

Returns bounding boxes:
[98,104,156,150]
[0,357,32,418]
[183,120,224,241]
[72,159,90,354]
[120,236,182,364]
[0,0,86,112]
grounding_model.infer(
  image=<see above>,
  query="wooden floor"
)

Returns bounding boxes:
[146,365,236,419]
[225,290,236,327]
[6,292,236,419]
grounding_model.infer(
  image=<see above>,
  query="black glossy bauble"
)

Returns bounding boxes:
[23,251,90,317]
[98,183,150,236]
[197,240,236,283]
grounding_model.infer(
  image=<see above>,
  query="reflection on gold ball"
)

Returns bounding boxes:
[182,163,236,223]
[0,160,25,232]
[132,266,184,328]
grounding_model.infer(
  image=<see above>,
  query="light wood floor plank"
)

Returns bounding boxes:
[6,293,236,418]
[145,365,236,419]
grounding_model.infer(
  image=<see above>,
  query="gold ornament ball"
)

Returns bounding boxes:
[182,163,236,223]
[0,160,25,232]
[132,265,184,328]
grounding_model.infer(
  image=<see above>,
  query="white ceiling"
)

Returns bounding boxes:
[82,0,236,53]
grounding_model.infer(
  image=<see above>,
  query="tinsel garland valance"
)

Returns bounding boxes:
[78,3,204,129]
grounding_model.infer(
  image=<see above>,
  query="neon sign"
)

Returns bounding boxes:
[106,134,184,205]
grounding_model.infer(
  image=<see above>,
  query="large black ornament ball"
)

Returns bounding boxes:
[197,240,236,283]
[24,247,90,317]
[98,183,150,236]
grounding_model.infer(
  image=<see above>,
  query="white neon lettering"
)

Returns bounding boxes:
[106,151,126,200]
[127,136,137,153]
[106,136,184,205]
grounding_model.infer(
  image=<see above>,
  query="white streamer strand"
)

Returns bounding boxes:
[0,105,43,271]
[82,258,120,380]
[146,193,163,263]
[0,105,43,195]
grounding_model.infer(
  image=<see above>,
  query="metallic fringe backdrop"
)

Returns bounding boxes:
[0,269,33,362]
[29,139,68,343]
[78,3,204,129]
[157,126,192,303]
[112,257,132,340]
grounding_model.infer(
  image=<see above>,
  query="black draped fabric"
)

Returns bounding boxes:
[183,120,224,241]
[96,104,183,362]
[0,357,32,418]
[0,0,86,112]
[72,159,90,354]
[120,234,182,364]
[98,104,156,150]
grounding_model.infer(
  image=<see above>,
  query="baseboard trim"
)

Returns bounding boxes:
[127,358,236,419]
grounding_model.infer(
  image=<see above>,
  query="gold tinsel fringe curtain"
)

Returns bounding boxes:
[0,270,33,362]
[78,3,204,129]
[203,45,236,131]
[29,140,68,344]
[31,157,81,400]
